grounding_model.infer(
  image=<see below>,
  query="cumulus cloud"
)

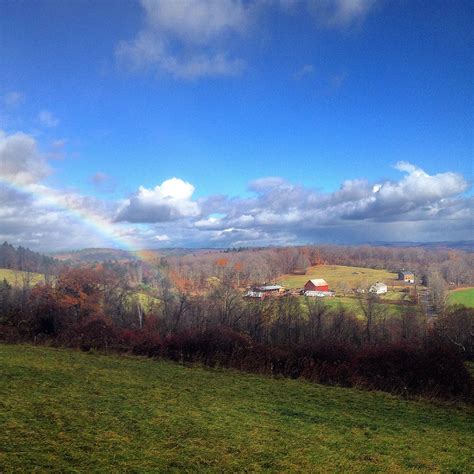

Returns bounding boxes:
[1,138,471,250]
[38,110,59,128]
[117,0,378,80]
[0,130,50,184]
[189,162,472,245]
[116,0,249,79]
[116,177,200,223]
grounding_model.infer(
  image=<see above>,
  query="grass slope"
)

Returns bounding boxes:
[279,265,399,290]
[0,268,45,286]
[1,345,473,472]
[449,288,474,308]
[280,265,413,318]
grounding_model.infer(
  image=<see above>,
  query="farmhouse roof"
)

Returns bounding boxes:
[309,279,328,286]
[257,285,282,291]
[400,271,414,276]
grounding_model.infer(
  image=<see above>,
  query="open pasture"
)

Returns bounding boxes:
[1,344,473,472]
[279,265,399,291]
[0,268,46,286]
[279,265,415,317]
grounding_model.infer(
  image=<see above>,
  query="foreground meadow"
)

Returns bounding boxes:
[1,345,473,472]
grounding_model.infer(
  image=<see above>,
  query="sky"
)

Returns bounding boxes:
[0,0,472,251]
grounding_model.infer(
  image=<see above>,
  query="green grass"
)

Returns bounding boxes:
[449,288,474,308]
[280,265,414,317]
[0,268,45,286]
[318,296,407,318]
[1,345,473,472]
[279,264,399,291]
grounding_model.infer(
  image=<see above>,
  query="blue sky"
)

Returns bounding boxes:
[0,0,472,250]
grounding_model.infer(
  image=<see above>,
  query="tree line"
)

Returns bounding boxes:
[0,242,59,274]
[0,265,472,401]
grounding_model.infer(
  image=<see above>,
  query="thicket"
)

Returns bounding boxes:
[0,267,472,401]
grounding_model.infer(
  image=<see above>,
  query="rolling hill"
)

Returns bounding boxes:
[1,345,472,472]
[0,268,46,286]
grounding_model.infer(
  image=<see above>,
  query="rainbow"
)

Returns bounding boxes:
[0,176,156,262]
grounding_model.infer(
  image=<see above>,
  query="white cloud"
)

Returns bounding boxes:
[0,130,50,185]
[142,0,248,42]
[117,0,249,79]
[1,137,470,250]
[116,0,379,80]
[38,110,59,128]
[116,177,200,223]
[188,162,472,245]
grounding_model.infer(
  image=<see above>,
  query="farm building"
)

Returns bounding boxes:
[304,290,335,298]
[304,279,329,292]
[398,271,415,284]
[369,282,388,294]
[254,284,285,294]
[244,290,264,299]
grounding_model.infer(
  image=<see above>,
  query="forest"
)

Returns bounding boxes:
[0,242,473,400]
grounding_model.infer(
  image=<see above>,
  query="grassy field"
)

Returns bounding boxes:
[280,265,414,317]
[0,268,45,286]
[449,288,474,308]
[314,296,411,318]
[279,265,399,291]
[1,345,473,472]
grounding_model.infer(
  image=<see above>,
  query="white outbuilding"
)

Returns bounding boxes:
[369,282,388,295]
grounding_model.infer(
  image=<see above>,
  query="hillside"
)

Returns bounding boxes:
[50,247,216,264]
[279,265,399,290]
[1,345,473,472]
[0,268,45,286]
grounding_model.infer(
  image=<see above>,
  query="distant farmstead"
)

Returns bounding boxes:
[304,279,329,292]
[398,271,415,284]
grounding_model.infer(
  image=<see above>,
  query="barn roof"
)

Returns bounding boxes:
[308,279,328,286]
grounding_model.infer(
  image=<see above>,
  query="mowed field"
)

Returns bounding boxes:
[1,345,473,472]
[0,268,45,286]
[279,265,413,317]
[279,265,399,291]
[449,288,474,308]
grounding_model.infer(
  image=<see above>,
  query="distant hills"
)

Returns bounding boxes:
[48,241,474,264]
[50,247,215,264]
[366,241,474,252]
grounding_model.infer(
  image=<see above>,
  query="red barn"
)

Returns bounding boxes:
[304,279,329,292]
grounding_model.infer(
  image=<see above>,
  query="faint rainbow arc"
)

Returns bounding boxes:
[0,176,152,260]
